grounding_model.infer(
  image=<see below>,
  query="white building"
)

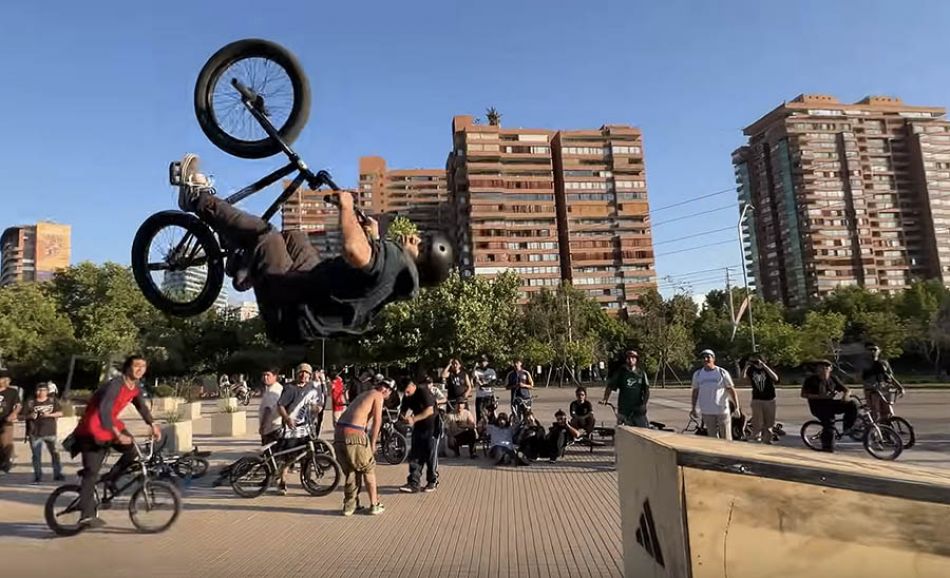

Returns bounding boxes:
[162,266,228,312]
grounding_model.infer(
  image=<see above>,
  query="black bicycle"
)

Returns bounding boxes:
[229,426,341,498]
[131,38,367,316]
[800,396,904,460]
[44,438,181,536]
[378,408,410,465]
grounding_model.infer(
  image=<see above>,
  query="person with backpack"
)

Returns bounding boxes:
[690,349,741,440]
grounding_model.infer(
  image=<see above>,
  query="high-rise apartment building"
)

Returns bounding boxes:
[552,126,656,311]
[358,157,449,235]
[282,185,343,258]
[0,221,71,286]
[734,94,950,308]
[162,267,229,312]
[448,115,656,310]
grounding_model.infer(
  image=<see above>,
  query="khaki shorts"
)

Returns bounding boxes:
[333,433,375,474]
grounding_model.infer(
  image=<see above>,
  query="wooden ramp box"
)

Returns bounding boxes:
[616,427,950,578]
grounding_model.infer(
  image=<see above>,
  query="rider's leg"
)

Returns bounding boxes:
[78,445,109,520]
[283,230,320,271]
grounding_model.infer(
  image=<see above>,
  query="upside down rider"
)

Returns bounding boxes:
[173,154,453,344]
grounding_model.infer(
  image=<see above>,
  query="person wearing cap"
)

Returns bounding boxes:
[0,369,22,474]
[397,377,440,493]
[690,350,740,440]
[602,350,651,427]
[743,353,780,444]
[473,355,498,420]
[801,360,859,452]
[274,363,323,494]
[860,343,903,422]
[333,377,391,516]
[25,382,65,483]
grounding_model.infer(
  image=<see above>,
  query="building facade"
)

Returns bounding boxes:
[734,94,950,308]
[358,156,450,236]
[0,222,71,286]
[162,267,229,312]
[282,185,343,258]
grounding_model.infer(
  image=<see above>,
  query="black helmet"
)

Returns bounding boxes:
[416,231,454,287]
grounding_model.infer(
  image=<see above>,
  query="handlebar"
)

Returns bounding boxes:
[316,169,368,226]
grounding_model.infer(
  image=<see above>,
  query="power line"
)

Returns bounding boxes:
[654,238,734,258]
[655,264,741,279]
[649,187,736,213]
[651,205,736,227]
[652,226,734,246]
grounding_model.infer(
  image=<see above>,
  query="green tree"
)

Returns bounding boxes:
[0,283,77,377]
[798,311,847,362]
[628,290,695,384]
[894,280,950,375]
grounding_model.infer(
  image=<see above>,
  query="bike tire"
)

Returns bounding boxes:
[129,480,182,533]
[230,456,271,498]
[314,439,336,460]
[863,425,904,461]
[881,416,916,450]
[174,456,210,479]
[44,484,87,536]
[383,431,409,465]
[195,38,311,159]
[300,454,342,497]
[799,420,825,451]
[131,211,224,317]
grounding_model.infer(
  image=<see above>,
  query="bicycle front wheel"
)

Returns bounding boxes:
[44,484,86,536]
[230,456,271,498]
[863,425,904,461]
[799,421,825,451]
[195,38,311,159]
[300,454,342,497]
[881,416,916,449]
[129,480,181,533]
[383,432,409,465]
[131,211,224,317]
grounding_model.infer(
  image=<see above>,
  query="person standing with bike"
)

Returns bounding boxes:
[473,355,497,420]
[690,350,740,440]
[275,363,321,495]
[602,350,651,428]
[397,377,440,493]
[506,359,534,418]
[71,355,161,529]
[333,379,390,516]
[860,343,904,422]
[801,360,859,452]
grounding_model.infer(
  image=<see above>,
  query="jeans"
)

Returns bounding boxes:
[570,414,596,434]
[809,399,860,451]
[545,428,571,462]
[30,435,63,480]
[449,429,477,456]
[702,414,733,440]
[79,438,137,519]
[750,399,777,443]
[407,429,439,487]
[618,413,650,428]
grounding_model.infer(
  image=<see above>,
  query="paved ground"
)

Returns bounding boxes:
[0,386,947,577]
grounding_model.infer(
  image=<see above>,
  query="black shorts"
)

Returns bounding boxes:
[275,437,308,454]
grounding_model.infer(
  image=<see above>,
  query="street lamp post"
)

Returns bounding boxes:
[738,203,757,352]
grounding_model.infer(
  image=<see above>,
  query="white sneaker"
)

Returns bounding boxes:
[175,153,213,212]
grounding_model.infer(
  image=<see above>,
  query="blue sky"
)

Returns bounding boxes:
[3,0,949,297]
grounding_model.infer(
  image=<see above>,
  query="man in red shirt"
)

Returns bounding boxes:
[73,355,161,528]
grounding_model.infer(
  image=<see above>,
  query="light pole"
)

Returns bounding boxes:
[737,203,757,352]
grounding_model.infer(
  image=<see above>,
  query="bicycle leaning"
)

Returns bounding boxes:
[800,395,905,460]
[44,437,182,536]
[229,425,341,498]
[378,407,410,465]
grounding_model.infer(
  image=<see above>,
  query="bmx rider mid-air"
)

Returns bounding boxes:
[173,153,452,345]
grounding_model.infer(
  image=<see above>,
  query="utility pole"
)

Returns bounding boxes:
[737,204,757,352]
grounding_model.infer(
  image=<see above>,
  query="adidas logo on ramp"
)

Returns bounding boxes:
[635,499,664,568]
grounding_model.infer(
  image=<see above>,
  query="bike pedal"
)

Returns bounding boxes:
[169,161,183,186]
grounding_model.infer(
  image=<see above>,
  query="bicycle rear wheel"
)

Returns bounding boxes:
[131,211,224,317]
[383,431,408,465]
[881,416,915,449]
[230,456,271,498]
[195,38,311,159]
[300,454,342,497]
[799,420,825,451]
[174,456,210,479]
[129,480,181,533]
[44,484,87,536]
[863,425,903,461]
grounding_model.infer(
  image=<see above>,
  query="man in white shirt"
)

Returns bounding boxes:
[690,349,741,440]
[473,355,497,420]
[258,367,284,445]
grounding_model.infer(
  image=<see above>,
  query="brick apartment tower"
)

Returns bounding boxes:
[734,94,950,308]
[357,156,450,236]
[552,126,656,311]
[448,115,657,310]
[0,221,71,286]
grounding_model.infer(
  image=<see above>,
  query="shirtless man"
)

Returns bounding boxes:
[333,378,392,516]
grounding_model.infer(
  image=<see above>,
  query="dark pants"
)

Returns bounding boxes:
[809,399,859,451]
[407,429,439,487]
[195,193,320,341]
[475,396,493,420]
[79,438,137,519]
[30,435,63,480]
[0,424,14,472]
[517,427,547,460]
[449,429,477,456]
[545,428,571,461]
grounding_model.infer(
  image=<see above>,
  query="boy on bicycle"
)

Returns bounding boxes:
[174,154,453,345]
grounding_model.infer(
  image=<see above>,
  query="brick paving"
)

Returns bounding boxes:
[0,389,623,578]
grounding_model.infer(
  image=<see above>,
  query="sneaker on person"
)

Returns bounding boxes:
[398,484,419,494]
[342,502,357,517]
[175,153,212,212]
[367,503,385,515]
[423,482,437,493]
[275,481,288,496]
[54,474,66,482]
[79,516,107,529]
[31,477,42,485]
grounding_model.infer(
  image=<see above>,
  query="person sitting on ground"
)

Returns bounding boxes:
[545,410,581,463]
[801,360,859,452]
[569,387,596,435]
[514,409,547,461]
[333,378,390,516]
[173,154,453,344]
[444,400,478,459]
[486,412,528,466]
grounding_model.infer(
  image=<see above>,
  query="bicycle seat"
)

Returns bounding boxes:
[261,442,277,451]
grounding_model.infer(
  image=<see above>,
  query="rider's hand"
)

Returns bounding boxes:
[362,216,380,240]
[150,424,162,441]
[406,416,414,427]
[336,190,355,211]
[689,409,699,420]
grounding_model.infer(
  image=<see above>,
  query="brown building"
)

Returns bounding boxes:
[358,156,449,235]
[734,94,950,308]
[448,115,657,310]
[0,221,71,286]
[281,185,343,258]
[552,126,656,311]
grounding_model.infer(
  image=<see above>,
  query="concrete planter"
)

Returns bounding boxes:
[151,397,180,414]
[162,421,193,453]
[217,397,238,412]
[180,402,203,421]
[212,411,246,437]
[55,416,79,445]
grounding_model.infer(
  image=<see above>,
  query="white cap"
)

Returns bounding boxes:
[700,349,715,358]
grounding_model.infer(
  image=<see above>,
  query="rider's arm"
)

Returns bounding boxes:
[762,363,779,383]
[98,379,124,439]
[369,396,383,450]
[602,373,614,403]
[642,371,651,406]
[722,371,739,410]
[690,371,700,415]
[131,389,161,439]
[441,363,452,380]
[525,371,534,388]
[338,192,373,269]
[463,374,473,398]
